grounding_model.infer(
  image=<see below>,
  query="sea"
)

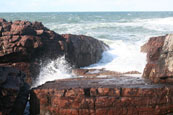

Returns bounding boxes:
[1,12,173,87]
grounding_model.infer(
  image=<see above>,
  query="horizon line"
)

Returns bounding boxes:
[0,11,173,13]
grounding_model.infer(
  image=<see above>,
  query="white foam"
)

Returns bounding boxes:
[32,56,72,88]
[134,17,173,32]
[84,40,147,73]
[45,17,173,35]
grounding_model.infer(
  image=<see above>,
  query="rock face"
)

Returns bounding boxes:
[0,19,65,84]
[142,34,173,83]
[62,34,108,67]
[0,19,65,62]
[30,77,173,115]
[0,67,29,115]
[0,18,108,84]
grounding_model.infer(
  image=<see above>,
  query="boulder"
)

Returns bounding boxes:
[0,67,29,115]
[62,34,109,67]
[30,77,173,115]
[142,34,173,83]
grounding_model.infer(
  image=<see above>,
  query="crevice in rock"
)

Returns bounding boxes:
[63,89,67,97]
[10,83,30,115]
[84,88,90,97]
[119,88,122,97]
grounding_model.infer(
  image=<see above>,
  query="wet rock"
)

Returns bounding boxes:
[0,19,64,84]
[123,71,141,74]
[72,69,141,78]
[62,34,109,67]
[72,68,122,78]
[0,67,29,115]
[142,34,173,83]
[30,77,173,115]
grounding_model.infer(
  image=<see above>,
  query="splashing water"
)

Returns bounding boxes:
[85,40,147,73]
[32,56,72,87]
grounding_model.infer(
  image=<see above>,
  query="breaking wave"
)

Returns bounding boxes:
[32,56,72,87]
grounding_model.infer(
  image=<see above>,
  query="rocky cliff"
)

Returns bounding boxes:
[0,18,108,84]
[142,34,173,83]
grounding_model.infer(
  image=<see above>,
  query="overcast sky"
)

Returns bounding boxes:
[0,0,172,12]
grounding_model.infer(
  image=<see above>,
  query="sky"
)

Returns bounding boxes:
[0,0,172,12]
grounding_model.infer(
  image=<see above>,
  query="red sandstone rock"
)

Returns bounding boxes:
[10,21,36,35]
[142,34,173,83]
[30,78,173,115]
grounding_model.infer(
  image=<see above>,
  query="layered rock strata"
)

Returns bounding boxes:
[30,77,173,115]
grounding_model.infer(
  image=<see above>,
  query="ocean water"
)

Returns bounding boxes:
[1,12,173,86]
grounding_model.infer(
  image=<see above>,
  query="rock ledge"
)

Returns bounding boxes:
[30,77,173,115]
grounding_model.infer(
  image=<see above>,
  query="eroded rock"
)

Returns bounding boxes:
[30,77,173,115]
[142,34,173,83]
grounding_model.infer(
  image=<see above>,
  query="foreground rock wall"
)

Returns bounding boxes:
[142,34,173,83]
[30,78,173,115]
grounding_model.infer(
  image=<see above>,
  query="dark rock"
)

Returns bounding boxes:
[62,34,109,67]
[0,18,7,23]
[32,21,48,31]
[0,62,40,84]
[142,34,173,83]
[2,22,11,32]
[30,77,173,115]
[0,67,29,115]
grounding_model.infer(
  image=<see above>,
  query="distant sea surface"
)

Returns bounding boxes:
[1,12,173,82]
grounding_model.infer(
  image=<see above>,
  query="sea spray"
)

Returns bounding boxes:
[85,40,147,73]
[32,56,72,88]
